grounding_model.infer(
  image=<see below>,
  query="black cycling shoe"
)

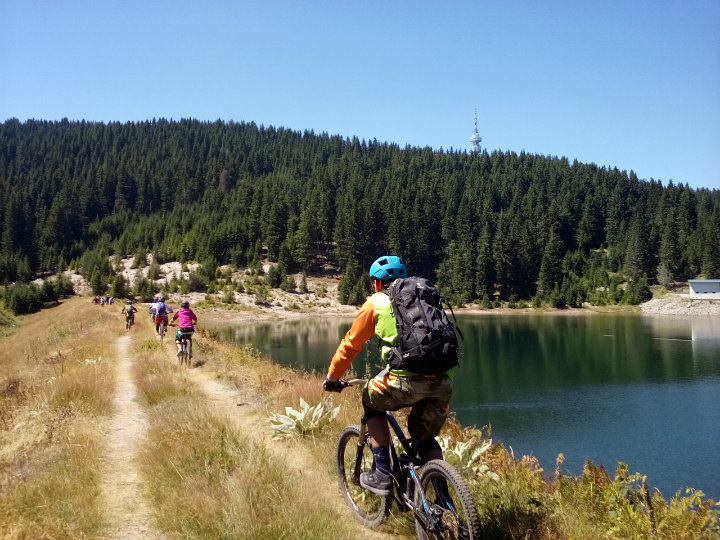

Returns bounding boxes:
[359,469,392,496]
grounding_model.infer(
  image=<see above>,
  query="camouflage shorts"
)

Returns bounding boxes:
[362,368,453,441]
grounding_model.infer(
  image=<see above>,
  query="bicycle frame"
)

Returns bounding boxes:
[355,410,435,524]
[179,333,192,364]
[335,378,480,539]
[170,324,193,364]
[344,378,461,535]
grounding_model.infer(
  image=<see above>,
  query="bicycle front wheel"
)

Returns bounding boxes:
[414,459,481,540]
[336,425,391,528]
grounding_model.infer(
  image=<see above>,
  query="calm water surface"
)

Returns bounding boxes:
[212,313,720,499]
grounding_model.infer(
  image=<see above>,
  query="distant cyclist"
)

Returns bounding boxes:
[122,300,138,328]
[149,296,160,323]
[153,296,173,334]
[171,300,198,357]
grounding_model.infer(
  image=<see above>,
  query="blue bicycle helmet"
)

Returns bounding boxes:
[369,255,407,281]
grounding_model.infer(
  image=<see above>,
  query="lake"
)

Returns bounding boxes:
[211,312,720,500]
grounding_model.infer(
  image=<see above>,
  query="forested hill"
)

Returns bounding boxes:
[1,118,719,306]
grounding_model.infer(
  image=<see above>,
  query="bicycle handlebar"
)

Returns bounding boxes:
[337,378,367,391]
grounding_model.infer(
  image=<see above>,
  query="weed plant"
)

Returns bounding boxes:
[439,418,719,540]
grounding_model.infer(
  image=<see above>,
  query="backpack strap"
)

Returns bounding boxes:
[440,296,464,341]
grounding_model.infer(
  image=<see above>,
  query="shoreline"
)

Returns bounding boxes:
[63,262,720,326]
[197,291,720,328]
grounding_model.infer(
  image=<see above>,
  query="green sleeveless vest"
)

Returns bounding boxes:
[370,292,397,362]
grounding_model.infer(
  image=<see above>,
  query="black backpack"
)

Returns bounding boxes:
[386,277,463,374]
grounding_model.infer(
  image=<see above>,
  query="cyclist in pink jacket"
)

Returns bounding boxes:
[171,300,198,357]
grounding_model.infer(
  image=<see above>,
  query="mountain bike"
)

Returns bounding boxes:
[334,379,481,540]
[125,314,134,331]
[158,319,167,341]
[171,325,193,366]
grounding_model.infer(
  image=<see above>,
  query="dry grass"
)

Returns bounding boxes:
[0,296,118,539]
[133,322,388,540]
[137,398,346,539]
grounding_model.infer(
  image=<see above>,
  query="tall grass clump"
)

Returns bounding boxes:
[0,296,116,539]
[134,330,372,540]
[133,339,194,405]
[0,304,19,338]
[48,355,115,415]
[0,422,106,539]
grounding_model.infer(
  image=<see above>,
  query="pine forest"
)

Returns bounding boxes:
[1,118,719,312]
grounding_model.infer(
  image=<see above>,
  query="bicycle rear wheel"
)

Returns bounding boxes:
[180,341,188,366]
[336,425,391,528]
[414,459,481,540]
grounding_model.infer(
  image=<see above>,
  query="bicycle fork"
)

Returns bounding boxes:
[399,460,454,536]
[352,422,368,484]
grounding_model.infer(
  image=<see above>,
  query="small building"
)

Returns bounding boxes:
[688,279,720,300]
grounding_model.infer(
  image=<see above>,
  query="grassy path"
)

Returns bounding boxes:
[155,319,403,539]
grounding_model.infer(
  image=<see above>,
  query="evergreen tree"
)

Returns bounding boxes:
[90,271,106,296]
[658,208,682,282]
[702,209,720,278]
[623,204,653,278]
[111,272,128,299]
[538,224,564,298]
[475,224,494,300]
[338,258,364,305]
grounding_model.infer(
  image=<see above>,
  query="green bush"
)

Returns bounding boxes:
[5,282,42,315]
[265,266,282,288]
[280,275,296,292]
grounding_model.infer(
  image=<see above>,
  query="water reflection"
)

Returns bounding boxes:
[216,317,378,374]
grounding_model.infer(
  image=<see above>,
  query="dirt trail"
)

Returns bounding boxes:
[98,334,161,540]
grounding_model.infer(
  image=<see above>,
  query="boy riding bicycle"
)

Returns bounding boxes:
[323,255,453,496]
[171,300,197,357]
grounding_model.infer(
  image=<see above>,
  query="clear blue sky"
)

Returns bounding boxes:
[2,0,719,190]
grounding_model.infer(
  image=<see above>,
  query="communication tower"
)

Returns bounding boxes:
[470,109,482,153]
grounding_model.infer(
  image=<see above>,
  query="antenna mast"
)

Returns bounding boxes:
[470,108,482,153]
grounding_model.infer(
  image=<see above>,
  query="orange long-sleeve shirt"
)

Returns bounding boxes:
[328,298,376,380]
